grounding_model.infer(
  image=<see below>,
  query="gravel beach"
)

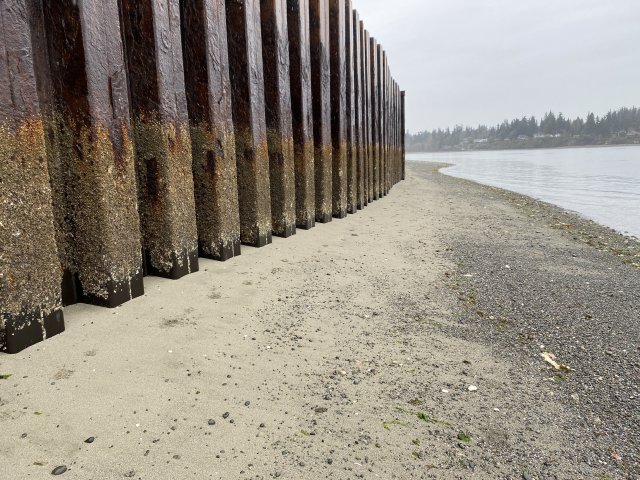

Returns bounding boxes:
[0,161,637,479]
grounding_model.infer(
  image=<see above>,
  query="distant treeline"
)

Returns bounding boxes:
[406,107,640,152]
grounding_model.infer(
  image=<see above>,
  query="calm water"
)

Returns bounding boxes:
[409,146,640,238]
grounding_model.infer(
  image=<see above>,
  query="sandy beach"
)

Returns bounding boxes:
[0,161,638,480]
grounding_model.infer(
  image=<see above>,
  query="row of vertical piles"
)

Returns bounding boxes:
[0,0,406,354]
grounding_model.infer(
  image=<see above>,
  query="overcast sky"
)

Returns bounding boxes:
[351,0,640,133]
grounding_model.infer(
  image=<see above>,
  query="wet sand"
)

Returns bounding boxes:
[0,161,638,479]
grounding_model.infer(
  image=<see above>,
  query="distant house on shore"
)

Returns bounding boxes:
[474,138,488,144]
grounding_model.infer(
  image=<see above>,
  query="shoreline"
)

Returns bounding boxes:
[411,154,640,243]
[431,160,640,256]
[1,163,638,479]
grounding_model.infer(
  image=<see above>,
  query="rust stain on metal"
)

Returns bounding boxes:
[42,0,144,307]
[119,0,199,279]
[343,1,357,214]
[226,0,273,247]
[286,0,316,230]
[261,0,297,238]
[181,0,241,261]
[362,26,372,204]
[328,0,347,219]
[309,0,332,223]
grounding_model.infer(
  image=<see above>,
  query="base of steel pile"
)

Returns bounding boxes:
[143,248,200,280]
[61,270,145,309]
[1,309,65,355]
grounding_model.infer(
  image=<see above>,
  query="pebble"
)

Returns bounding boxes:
[222,412,230,419]
[468,385,478,392]
[523,473,534,480]
[84,437,95,444]
[52,465,67,475]
[259,423,266,428]
[208,419,216,426]
[245,401,251,406]
[314,407,328,414]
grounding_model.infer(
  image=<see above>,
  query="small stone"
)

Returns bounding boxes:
[208,419,216,426]
[20,433,27,439]
[245,401,250,406]
[222,412,230,419]
[327,459,333,465]
[468,385,478,392]
[314,407,328,414]
[259,423,266,428]
[523,473,534,480]
[52,465,67,475]
[84,437,95,444]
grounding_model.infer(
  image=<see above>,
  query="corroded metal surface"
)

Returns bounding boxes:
[376,44,384,198]
[261,0,297,237]
[181,0,241,261]
[286,0,316,230]
[309,0,333,223]
[381,51,387,197]
[362,26,371,204]
[328,0,347,219]
[42,0,144,308]
[401,90,406,180]
[119,0,199,280]
[344,1,357,214]
[226,0,273,247]
[352,10,365,210]
[0,0,65,354]
[369,37,379,200]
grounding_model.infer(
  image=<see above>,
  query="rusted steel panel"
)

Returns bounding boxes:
[286,0,315,230]
[261,0,297,237]
[0,0,65,354]
[387,61,392,192]
[352,10,365,210]
[181,0,242,261]
[376,44,384,198]
[344,1,357,214]
[369,37,379,200]
[379,50,389,196]
[42,0,144,309]
[395,82,400,184]
[328,0,347,218]
[226,0,273,247]
[362,26,372,204]
[287,0,315,230]
[120,0,199,280]
[401,90,406,180]
[392,80,398,186]
[309,0,332,223]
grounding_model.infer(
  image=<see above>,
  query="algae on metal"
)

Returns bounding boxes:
[132,118,199,274]
[266,128,297,236]
[49,119,142,300]
[0,119,62,342]
[190,124,241,259]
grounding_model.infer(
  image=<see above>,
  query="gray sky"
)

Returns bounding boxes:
[352,0,640,133]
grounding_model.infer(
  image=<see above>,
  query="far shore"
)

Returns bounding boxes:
[407,140,640,155]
